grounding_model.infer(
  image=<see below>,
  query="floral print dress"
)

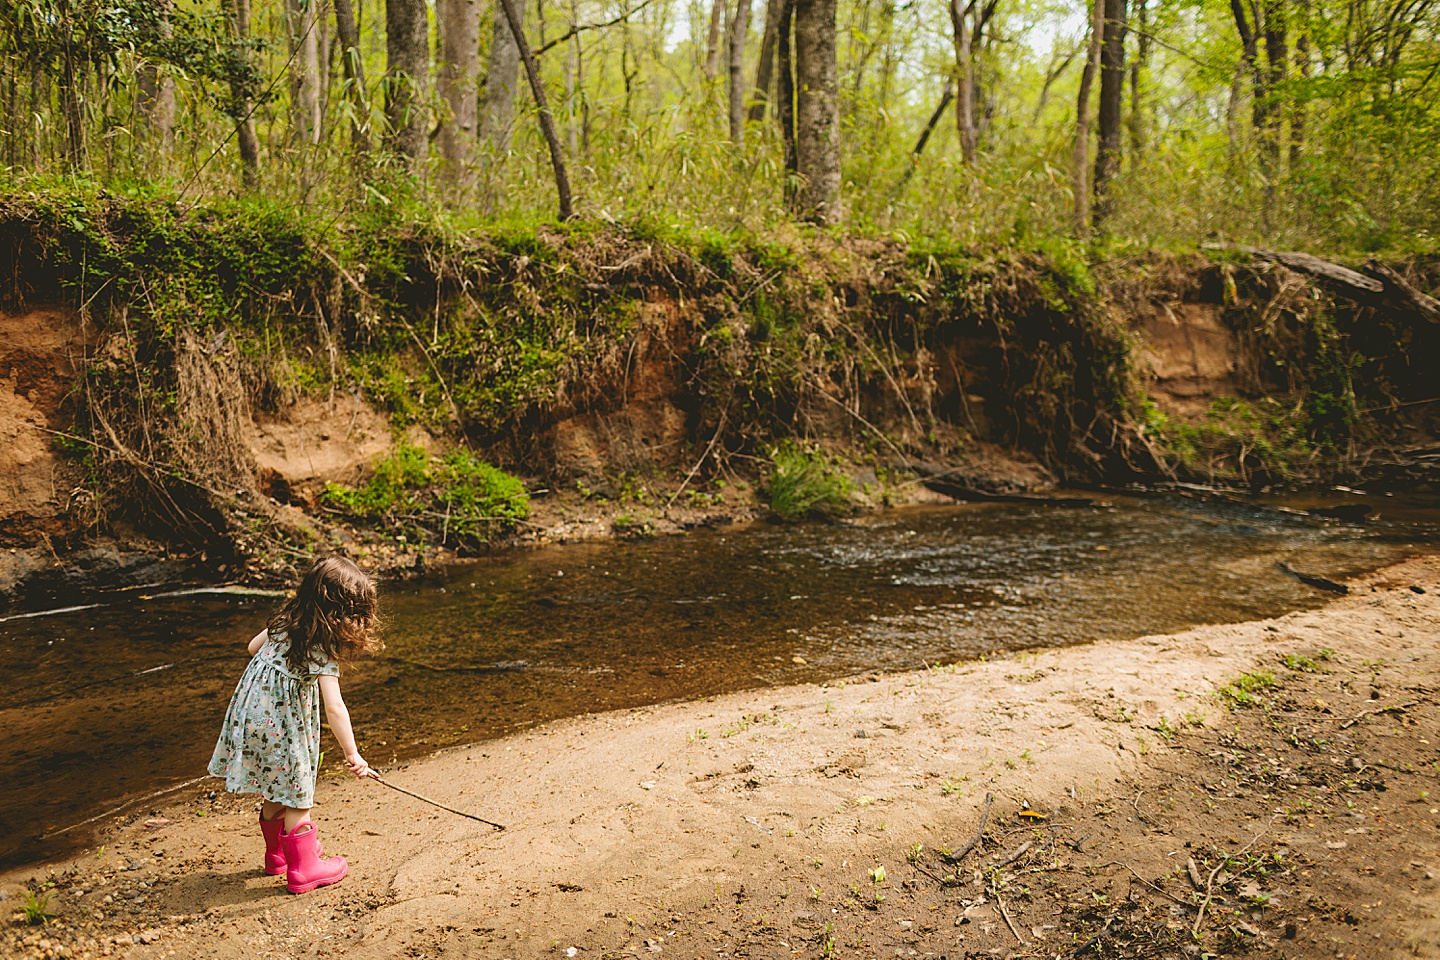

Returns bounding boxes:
[208,631,338,808]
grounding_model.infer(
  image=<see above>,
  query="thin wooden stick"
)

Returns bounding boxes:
[41,776,212,839]
[368,773,506,830]
[942,792,993,864]
[1193,818,1273,936]
[995,885,1026,945]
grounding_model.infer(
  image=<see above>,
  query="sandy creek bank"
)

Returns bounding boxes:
[4,556,1440,960]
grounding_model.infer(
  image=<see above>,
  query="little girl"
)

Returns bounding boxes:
[208,555,380,893]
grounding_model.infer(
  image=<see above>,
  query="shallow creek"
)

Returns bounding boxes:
[3,491,1436,868]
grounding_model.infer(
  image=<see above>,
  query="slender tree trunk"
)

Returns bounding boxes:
[385,0,430,161]
[1262,0,1287,169]
[969,0,998,142]
[1072,0,1103,230]
[481,0,529,152]
[333,0,371,152]
[286,0,324,145]
[871,0,897,144]
[1033,42,1079,123]
[728,0,753,142]
[496,0,574,219]
[704,0,726,79]
[564,3,580,157]
[792,0,840,222]
[223,0,261,183]
[137,0,176,148]
[776,0,798,201]
[438,0,481,185]
[59,12,86,168]
[747,0,780,121]
[1092,0,1126,228]
[896,77,952,189]
[949,0,977,165]
[1128,0,1149,154]
[1290,0,1310,163]
[1230,0,1266,145]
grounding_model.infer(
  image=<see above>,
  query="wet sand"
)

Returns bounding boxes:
[4,555,1439,959]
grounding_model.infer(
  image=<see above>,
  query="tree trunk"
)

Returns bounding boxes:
[385,0,430,161]
[1072,0,1103,230]
[496,0,575,219]
[481,0,529,152]
[564,2,580,157]
[137,0,175,147]
[896,77,952,190]
[704,0,726,79]
[1127,0,1149,154]
[969,0,998,142]
[728,0,753,142]
[1229,0,1266,144]
[1290,0,1309,163]
[223,0,261,183]
[1092,0,1126,228]
[1261,0,1287,168]
[747,0,780,122]
[333,0,371,152]
[793,0,840,222]
[776,0,798,200]
[949,0,977,165]
[286,0,324,145]
[438,0,481,185]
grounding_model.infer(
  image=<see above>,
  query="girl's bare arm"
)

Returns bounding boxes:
[246,629,268,656]
[319,675,371,779]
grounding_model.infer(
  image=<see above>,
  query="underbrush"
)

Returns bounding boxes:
[323,445,529,545]
[764,444,856,521]
[4,183,1433,575]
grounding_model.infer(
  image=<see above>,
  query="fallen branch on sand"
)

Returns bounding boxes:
[1340,699,1419,729]
[942,792,994,865]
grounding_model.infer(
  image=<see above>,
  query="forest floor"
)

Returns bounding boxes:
[3,557,1439,960]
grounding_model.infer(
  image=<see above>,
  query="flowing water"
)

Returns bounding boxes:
[3,490,1436,868]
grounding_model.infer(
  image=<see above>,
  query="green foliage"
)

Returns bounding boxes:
[21,888,54,926]
[1218,671,1277,707]
[1153,396,1316,481]
[1281,648,1335,673]
[765,443,855,521]
[324,444,529,542]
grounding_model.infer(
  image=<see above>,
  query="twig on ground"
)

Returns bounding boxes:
[1076,917,1114,955]
[1340,700,1419,729]
[942,792,993,865]
[1109,862,1199,908]
[1129,789,1155,825]
[994,885,1026,945]
[991,839,1034,870]
[1193,818,1275,936]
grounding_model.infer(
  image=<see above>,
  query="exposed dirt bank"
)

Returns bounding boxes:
[3,192,1437,603]
[5,556,1438,959]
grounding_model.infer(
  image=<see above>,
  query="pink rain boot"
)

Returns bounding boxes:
[260,813,287,876]
[280,822,348,894]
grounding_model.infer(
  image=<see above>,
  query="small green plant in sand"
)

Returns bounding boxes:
[764,442,855,521]
[1281,648,1335,673]
[1218,671,1277,707]
[21,889,55,925]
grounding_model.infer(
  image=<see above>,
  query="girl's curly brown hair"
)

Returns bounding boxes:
[268,556,381,674]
